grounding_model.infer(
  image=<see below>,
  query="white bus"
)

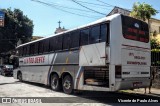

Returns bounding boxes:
[13,14,150,94]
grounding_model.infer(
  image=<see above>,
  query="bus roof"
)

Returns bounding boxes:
[17,14,121,48]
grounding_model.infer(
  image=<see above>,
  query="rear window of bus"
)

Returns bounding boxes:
[121,15,149,43]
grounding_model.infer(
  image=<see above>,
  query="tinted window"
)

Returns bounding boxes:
[100,23,108,43]
[43,39,49,52]
[80,28,89,46]
[55,35,62,51]
[38,41,44,54]
[26,45,30,55]
[63,34,70,50]
[70,30,80,48]
[18,47,23,56]
[49,37,55,52]
[90,25,100,44]
[23,46,27,56]
[30,43,35,55]
[34,42,39,54]
[122,15,149,43]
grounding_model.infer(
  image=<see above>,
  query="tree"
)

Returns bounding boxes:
[130,2,158,23]
[0,8,34,53]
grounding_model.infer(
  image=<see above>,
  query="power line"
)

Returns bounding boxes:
[31,0,102,19]
[45,1,101,13]
[67,0,113,7]
[96,0,115,7]
[70,0,106,15]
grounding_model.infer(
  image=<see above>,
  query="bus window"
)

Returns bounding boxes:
[26,45,30,56]
[30,43,35,55]
[90,25,100,44]
[80,28,89,46]
[34,42,39,54]
[23,46,27,56]
[18,47,22,56]
[55,35,63,51]
[70,30,80,49]
[43,39,49,53]
[63,33,70,50]
[49,37,55,52]
[38,41,44,54]
[122,15,149,43]
[100,23,108,43]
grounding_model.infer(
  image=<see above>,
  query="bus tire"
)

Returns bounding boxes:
[62,75,73,94]
[51,74,61,91]
[17,72,22,81]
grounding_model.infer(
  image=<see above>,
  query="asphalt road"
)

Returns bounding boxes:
[0,75,160,106]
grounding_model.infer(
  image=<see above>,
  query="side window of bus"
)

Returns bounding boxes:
[43,39,49,53]
[38,41,44,54]
[34,42,39,55]
[70,30,80,49]
[49,37,55,52]
[55,35,63,51]
[100,23,108,43]
[18,47,22,56]
[80,28,89,46]
[30,43,35,55]
[63,33,70,50]
[26,45,30,56]
[90,25,100,44]
[23,46,27,56]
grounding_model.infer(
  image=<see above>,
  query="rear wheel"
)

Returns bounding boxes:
[62,75,73,94]
[51,74,61,91]
[17,72,22,81]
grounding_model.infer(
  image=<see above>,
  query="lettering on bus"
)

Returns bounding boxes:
[127,52,147,65]
[23,56,45,64]
[129,52,145,60]
[124,27,149,42]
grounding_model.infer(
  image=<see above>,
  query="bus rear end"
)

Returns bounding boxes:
[115,15,150,90]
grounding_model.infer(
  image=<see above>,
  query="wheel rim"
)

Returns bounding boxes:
[51,78,58,89]
[63,80,71,90]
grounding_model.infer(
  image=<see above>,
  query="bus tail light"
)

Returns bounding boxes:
[115,65,122,78]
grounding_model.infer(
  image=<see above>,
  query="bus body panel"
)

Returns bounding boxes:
[79,42,109,66]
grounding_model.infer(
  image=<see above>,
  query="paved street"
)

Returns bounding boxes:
[0,75,160,106]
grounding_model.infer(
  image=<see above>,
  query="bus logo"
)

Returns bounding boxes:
[134,23,139,28]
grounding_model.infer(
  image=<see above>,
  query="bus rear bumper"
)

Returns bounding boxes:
[115,77,150,91]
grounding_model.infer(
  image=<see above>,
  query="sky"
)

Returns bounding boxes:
[0,0,160,37]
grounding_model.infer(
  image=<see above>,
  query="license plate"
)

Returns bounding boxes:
[133,82,142,87]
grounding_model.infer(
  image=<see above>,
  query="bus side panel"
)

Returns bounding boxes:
[109,15,122,90]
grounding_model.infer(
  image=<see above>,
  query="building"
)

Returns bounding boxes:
[54,27,67,34]
[54,21,67,34]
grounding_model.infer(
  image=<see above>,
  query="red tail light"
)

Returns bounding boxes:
[115,65,122,78]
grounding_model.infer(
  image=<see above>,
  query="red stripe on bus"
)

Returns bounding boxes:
[122,44,150,50]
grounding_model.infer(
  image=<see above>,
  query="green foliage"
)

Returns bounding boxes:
[0,8,34,50]
[130,2,158,21]
[151,38,159,49]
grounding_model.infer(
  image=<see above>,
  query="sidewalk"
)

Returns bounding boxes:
[121,88,160,97]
